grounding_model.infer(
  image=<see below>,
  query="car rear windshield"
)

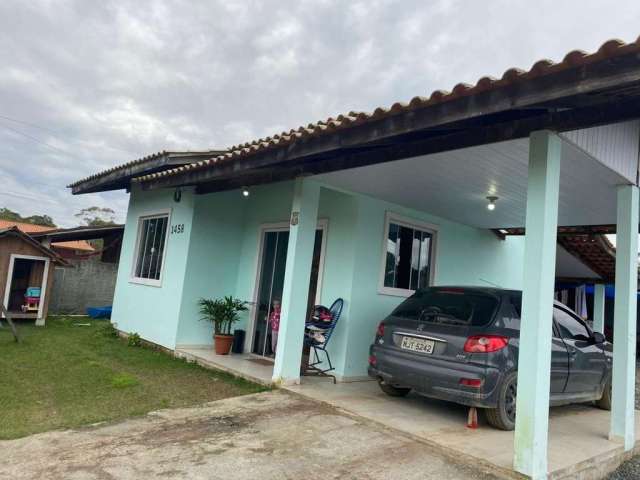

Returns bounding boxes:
[391,289,499,327]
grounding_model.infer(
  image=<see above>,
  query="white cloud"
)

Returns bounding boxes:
[0,0,639,227]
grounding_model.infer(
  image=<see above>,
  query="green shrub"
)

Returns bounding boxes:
[98,322,119,339]
[128,332,142,347]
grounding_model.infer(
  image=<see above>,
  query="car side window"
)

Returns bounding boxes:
[554,307,590,341]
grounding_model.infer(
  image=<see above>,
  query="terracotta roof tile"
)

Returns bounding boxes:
[0,220,94,251]
[129,36,640,186]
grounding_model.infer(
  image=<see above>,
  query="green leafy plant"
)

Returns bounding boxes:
[98,322,119,339]
[128,332,142,347]
[198,296,249,336]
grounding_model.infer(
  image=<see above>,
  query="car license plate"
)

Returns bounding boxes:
[401,336,435,354]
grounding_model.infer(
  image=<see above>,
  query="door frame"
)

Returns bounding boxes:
[2,254,50,320]
[245,219,329,356]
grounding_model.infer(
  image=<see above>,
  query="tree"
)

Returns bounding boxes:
[23,214,55,227]
[75,206,116,227]
[0,207,56,227]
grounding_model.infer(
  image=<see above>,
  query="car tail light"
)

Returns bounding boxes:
[376,322,385,337]
[368,354,377,366]
[463,335,509,353]
[459,378,483,388]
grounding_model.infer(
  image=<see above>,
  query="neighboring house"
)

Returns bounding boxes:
[0,220,94,257]
[69,38,640,478]
[0,220,124,315]
[0,227,68,325]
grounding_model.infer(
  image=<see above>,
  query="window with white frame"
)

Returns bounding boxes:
[380,213,436,295]
[131,213,169,285]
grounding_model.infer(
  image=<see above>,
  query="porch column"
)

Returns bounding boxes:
[272,178,321,385]
[610,184,638,450]
[513,130,561,479]
[593,283,606,334]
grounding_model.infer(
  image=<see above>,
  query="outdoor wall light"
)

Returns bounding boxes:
[241,186,250,198]
[486,196,498,211]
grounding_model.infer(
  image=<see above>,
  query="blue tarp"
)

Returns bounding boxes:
[86,306,112,319]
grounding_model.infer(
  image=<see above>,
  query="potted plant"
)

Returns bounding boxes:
[198,296,249,355]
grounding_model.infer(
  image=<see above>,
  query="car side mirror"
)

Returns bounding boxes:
[592,332,605,345]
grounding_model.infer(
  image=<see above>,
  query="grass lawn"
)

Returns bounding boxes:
[0,316,266,439]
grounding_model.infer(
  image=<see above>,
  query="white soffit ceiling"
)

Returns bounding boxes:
[316,137,630,229]
[555,244,601,279]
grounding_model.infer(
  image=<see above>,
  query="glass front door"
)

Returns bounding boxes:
[251,227,324,358]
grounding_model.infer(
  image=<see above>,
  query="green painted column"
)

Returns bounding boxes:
[272,178,321,385]
[610,184,638,450]
[513,131,562,480]
[593,284,606,334]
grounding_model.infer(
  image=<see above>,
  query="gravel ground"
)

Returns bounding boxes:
[604,365,640,479]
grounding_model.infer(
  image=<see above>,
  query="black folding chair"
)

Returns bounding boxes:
[304,298,343,383]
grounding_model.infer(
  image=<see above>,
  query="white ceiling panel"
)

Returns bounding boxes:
[316,137,631,229]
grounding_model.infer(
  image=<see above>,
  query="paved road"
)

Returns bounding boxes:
[0,391,496,480]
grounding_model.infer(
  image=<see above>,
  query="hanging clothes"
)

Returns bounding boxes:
[560,290,569,306]
[574,285,588,319]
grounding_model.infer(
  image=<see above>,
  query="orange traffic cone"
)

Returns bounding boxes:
[467,407,478,429]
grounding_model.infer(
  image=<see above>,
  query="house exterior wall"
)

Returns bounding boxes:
[111,185,196,348]
[111,181,525,379]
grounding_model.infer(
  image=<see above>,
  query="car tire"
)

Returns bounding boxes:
[485,371,517,431]
[596,377,612,411]
[377,378,411,397]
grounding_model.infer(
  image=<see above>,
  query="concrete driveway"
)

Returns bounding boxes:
[0,391,496,480]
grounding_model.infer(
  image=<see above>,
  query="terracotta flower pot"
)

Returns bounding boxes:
[214,334,234,355]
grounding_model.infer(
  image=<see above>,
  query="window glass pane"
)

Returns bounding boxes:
[153,217,167,280]
[383,220,435,292]
[554,308,590,340]
[134,215,168,281]
[418,232,431,289]
[395,226,413,289]
[384,223,399,288]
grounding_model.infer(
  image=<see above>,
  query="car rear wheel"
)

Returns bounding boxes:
[485,371,517,431]
[596,377,612,411]
[377,378,411,397]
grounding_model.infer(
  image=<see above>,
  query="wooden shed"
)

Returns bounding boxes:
[0,227,68,325]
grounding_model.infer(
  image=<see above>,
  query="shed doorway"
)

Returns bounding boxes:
[3,255,49,320]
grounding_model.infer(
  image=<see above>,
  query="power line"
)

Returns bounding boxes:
[0,114,61,135]
[0,113,138,156]
[0,123,76,158]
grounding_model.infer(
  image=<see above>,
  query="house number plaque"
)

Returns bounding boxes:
[171,224,185,234]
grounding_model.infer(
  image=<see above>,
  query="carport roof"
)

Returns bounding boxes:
[117,36,640,194]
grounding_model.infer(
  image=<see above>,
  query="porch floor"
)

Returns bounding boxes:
[285,378,640,480]
[175,347,274,386]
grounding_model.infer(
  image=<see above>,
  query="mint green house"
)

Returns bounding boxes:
[70,39,640,479]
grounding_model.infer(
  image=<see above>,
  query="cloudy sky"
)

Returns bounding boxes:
[1,0,639,227]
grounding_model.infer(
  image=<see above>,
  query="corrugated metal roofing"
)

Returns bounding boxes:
[128,36,640,185]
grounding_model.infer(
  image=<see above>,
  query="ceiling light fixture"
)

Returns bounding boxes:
[486,196,498,211]
[241,186,250,198]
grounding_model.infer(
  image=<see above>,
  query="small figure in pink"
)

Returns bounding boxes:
[269,299,281,355]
